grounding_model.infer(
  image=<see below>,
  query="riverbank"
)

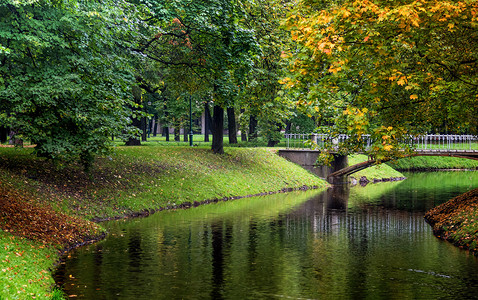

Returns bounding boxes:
[425,188,478,255]
[391,156,478,255]
[348,154,405,184]
[0,146,327,299]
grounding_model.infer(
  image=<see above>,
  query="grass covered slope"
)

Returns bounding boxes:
[0,146,326,299]
[348,154,404,182]
[425,188,478,255]
[387,156,478,170]
[0,146,326,221]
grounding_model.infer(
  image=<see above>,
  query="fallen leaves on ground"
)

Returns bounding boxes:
[0,185,100,247]
[425,188,478,254]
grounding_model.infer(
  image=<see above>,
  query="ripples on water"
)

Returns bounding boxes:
[55,171,478,299]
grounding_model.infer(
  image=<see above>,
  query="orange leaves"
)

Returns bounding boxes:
[425,188,478,254]
[0,185,99,246]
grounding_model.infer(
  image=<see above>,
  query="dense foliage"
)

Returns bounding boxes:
[284,0,478,160]
[0,0,145,169]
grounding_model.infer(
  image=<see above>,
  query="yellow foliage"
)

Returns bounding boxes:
[397,77,406,85]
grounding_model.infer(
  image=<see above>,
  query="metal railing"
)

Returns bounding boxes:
[412,134,477,151]
[285,133,478,152]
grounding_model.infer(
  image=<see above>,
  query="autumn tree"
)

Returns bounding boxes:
[284,0,478,160]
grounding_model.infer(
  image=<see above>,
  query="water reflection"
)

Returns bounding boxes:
[55,172,478,299]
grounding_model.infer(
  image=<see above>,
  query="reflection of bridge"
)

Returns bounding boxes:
[280,134,478,183]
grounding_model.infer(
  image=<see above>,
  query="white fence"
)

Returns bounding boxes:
[285,133,478,152]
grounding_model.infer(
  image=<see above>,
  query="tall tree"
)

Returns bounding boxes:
[227,107,238,144]
[139,0,258,154]
[0,0,147,170]
[284,0,478,160]
[240,0,295,146]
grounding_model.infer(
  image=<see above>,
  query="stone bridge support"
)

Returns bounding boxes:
[278,150,348,181]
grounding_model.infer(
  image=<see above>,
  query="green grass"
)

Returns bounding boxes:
[113,134,289,148]
[0,146,327,220]
[104,146,327,216]
[0,145,327,299]
[0,230,60,300]
[348,154,404,181]
[387,155,478,170]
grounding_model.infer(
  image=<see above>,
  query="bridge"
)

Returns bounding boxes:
[279,134,478,184]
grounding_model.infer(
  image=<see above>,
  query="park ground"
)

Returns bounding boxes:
[0,143,478,299]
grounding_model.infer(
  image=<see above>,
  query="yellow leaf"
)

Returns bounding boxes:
[328,66,341,73]
[383,145,393,151]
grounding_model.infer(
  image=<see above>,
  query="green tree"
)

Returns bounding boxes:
[0,0,147,170]
[240,0,295,146]
[139,0,258,154]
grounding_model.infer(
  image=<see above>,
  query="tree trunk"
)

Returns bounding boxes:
[183,127,188,142]
[125,117,141,146]
[162,126,170,141]
[249,115,258,141]
[227,107,237,144]
[211,105,224,154]
[0,127,8,144]
[204,102,212,142]
[152,117,158,137]
[126,86,142,146]
[141,117,147,142]
[174,125,180,142]
[240,109,247,142]
[285,121,292,133]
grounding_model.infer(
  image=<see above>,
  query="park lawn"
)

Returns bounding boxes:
[387,155,478,170]
[0,145,327,299]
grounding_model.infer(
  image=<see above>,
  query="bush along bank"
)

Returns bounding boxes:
[425,188,478,255]
[0,146,328,299]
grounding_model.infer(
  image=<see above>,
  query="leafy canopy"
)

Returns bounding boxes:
[284,0,478,160]
[0,0,146,169]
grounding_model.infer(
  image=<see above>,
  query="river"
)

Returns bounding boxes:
[54,171,478,299]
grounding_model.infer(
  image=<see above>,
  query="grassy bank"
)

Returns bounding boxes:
[348,154,404,182]
[387,156,478,170]
[0,145,327,299]
[425,188,478,255]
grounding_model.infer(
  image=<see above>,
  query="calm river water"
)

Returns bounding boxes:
[55,171,478,299]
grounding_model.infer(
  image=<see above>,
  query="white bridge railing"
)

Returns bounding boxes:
[285,133,478,152]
